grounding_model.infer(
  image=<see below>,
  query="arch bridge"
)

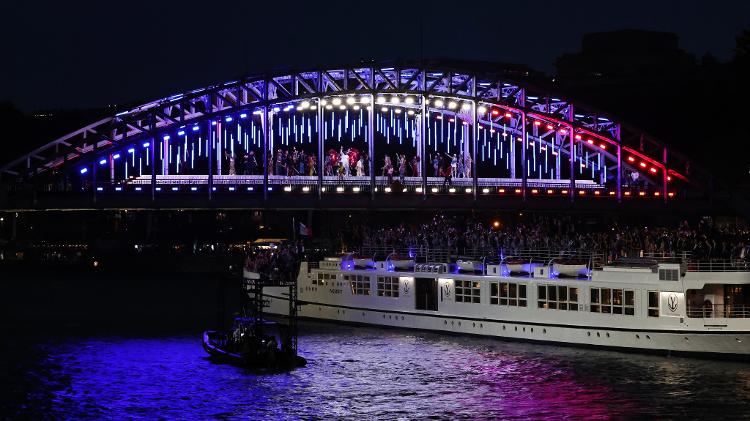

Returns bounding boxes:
[0,60,703,210]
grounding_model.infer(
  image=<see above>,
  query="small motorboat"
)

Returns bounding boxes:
[203,317,306,371]
[504,257,543,274]
[352,254,375,268]
[456,258,483,273]
[388,253,415,270]
[553,258,590,278]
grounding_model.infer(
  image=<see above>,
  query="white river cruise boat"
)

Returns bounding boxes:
[250,250,750,358]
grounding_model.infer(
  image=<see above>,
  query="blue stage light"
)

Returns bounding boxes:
[177,130,185,136]
[163,135,170,141]
[240,113,247,118]
[96,187,103,192]
[99,159,107,165]
[80,168,88,174]
[113,153,121,159]
[143,142,150,147]
[127,148,135,153]
[192,125,200,131]
[225,116,233,122]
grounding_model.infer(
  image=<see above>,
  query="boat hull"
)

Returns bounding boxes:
[554,263,589,278]
[265,292,750,358]
[456,260,483,272]
[353,258,374,268]
[506,262,541,274]
[392,260,415,270]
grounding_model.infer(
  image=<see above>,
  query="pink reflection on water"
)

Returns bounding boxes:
[446,350,637,419]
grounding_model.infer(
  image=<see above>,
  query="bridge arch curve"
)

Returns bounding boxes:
[1,61,696,205]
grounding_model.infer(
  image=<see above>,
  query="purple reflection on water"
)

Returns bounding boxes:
[8,322,750,419]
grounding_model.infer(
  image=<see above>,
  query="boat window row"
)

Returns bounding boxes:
[490,282,528,307]
[455,280,481,303]
[377,276,400,298]
[344,275,371,296]
[314,272,336,285]
[538,285,579,311]
[590,287,635,315]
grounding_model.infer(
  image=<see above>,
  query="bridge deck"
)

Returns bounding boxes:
[128,175,601,189]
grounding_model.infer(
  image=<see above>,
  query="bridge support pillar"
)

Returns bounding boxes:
[662,146,668,204]
[208,119,214,201]
[317,98,323,200]
[616,144,622,203]
[150,116,157,203]
[263,105,270,202]
[420,75,427,200]
[471,97,478,201]
[369,93,375,201]
[519,90,527,202]
[521,112,527,202]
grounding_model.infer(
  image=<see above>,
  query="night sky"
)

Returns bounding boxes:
[2,0,749,111]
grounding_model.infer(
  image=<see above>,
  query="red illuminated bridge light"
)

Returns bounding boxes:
[534,121,541,126]
[650,167,658,173]
[504,112,513,118]
[627,156,635,162]
[491,109,500,116]
[587,139,594,145]
[639,162,647,168]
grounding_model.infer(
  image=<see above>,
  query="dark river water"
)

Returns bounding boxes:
[3,321,750,420]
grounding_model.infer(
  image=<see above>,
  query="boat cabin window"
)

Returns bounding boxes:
[377,276,399,298]
[658,268,679,281]
[591,287,634,316]
[648,291,659,317]
[538,285,579,311]
[490,282,527,307]
[686,284,750,318]
[345,275,371,295]
[317,272,336,285]
[455,280,481,303]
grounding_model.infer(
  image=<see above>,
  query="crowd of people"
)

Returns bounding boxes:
[220,147,477,184]
[343,213,750,262]
[243,242,302,281]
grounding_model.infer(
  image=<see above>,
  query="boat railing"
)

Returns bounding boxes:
[686,304,750,318]
[348,246,749,273]
[683,260,750,272]
[354,246,603,267]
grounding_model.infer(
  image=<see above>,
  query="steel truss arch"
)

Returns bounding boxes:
[1,61,699,198]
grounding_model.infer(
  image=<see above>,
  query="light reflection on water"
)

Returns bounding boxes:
[5,321,750,419]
